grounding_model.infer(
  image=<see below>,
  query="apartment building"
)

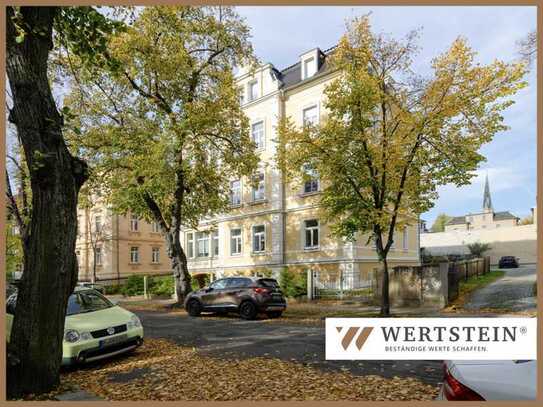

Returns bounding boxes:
[76,205,168,284]
[182,46,421,282]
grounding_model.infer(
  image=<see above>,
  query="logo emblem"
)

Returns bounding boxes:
[336,326,373,350]
[107,327,115,335]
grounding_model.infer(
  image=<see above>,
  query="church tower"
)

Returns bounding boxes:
[482,174,493,213]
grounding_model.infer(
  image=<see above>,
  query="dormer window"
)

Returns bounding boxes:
[303,57,316,79]
[248,80,258,101]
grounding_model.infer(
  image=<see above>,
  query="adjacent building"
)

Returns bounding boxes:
[181,46,421,283]
[444,176,519,232]
[76,205,168,284]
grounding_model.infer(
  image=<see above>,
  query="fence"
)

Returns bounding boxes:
[308,268,374,302]
[447,257,491,302]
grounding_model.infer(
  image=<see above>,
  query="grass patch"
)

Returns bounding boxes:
[445,269,505,310]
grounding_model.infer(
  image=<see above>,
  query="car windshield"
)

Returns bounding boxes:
[66,289,114,316]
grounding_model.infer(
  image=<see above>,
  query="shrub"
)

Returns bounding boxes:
[149,276,174,297]
[279,268,307,298]
[104,284,121,295]
[121,275,145,296]
[467,242,491,257]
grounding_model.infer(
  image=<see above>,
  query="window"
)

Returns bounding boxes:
[212,230,219,257]
[303,105,318,126]
[238,87,245,105]
[403,227,408,250]
[252,171,265,201]
[130,214,139,231]
[196,232,210,258]
[304,219,319,249]
[303,57,316,78]
[151,222,160,233]
[210,279,227,290]
[94,215,102,233]
[230,180,241,206]
[226,277,252,288]
[230,228,242,255]
[186,232,194,258]
[152,247,160,264]
[251,121,264,149]
[252,225,265,253]
[94,247,102,266]
[248,80,258,101]
[303,164,319,194]
[130,246,139,263]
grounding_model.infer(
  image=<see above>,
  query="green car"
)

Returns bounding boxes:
[6,287,144,366]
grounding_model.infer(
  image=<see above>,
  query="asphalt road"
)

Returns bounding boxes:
[134,310,443,385]
[464,265,537,311]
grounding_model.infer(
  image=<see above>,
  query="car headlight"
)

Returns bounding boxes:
[64,329,80,343]
[127,314,141,329]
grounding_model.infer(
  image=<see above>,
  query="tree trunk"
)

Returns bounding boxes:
[165,229,192,305]
[380,257,391,317]
[6,7,88,397]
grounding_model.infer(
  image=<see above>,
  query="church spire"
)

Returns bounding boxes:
[483,174,493,212]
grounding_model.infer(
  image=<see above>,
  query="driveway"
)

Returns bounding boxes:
[134,310,443,386]
[464,265,537,311]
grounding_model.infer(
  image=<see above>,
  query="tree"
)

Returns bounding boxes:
[64,6,258,304]
[467,242,491,257]
[517,30,536,67]
[431,213,452,232]
[6,6,121,397]
[519,214,534,225]
[277,16,527,316]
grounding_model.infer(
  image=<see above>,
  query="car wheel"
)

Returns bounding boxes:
[187,299,202,317]
[239,301,257,320]
[266,311,283,319]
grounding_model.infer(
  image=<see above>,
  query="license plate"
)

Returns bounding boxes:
[99,334,127,348]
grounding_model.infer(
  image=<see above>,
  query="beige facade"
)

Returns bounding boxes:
[76,205,167,284]
[182,47,421,281]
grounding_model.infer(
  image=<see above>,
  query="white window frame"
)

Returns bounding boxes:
[212,230,219,257]
[130,214,139,232]
[252,171,265,202]
[186,232,195,258]
[252,225,266,253]
[230,228,242,256]
[130,246,139,264]
[303,57,316,79]
[251,120,265,150]
[152,247,160,264]
[151,222,160,233]
[304,219,320,250]
[302,163,319,194]
[94,215,102,233]
[248,80,258,101]
[238,86,245,105]
[230,179,242,206]
[402,227,409,250]
[94,246,102,266]
[302,104,319,127]
[196,231,210,258]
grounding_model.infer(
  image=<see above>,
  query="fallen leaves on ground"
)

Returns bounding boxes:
[61,338,439,401]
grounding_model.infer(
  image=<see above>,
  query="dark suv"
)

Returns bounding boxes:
[498,256,519,268]
[184,277,286,320]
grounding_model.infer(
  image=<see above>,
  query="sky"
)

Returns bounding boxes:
[236,6,537,226]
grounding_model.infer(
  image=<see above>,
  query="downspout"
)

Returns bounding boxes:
[279,89,287,269]
[116,213,120,284]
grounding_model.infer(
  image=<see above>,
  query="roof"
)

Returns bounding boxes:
[494,211,519,221]
[278,46,336,89]
[446,216,467,226]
